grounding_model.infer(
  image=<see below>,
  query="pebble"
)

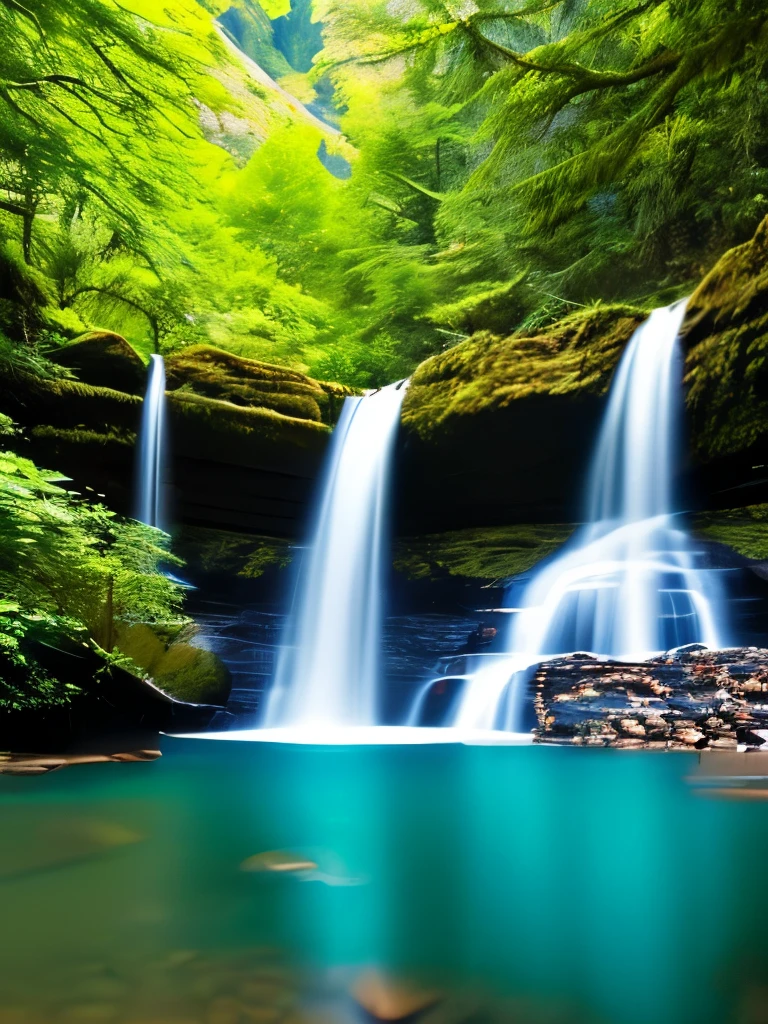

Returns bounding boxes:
[674,728,705,746]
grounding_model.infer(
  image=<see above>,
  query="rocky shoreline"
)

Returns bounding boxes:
[533,646,768,749]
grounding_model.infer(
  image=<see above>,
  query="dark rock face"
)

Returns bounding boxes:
[0,345,353,536]
[49,331,147,395]
[0,639,220,754]
[166,389,329,535]
[533,648,768,749]
[397,307,644,532]
[397,214,768,532]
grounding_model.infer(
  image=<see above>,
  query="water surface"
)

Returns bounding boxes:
[1,741,766,1023]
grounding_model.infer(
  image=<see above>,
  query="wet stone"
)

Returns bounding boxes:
[533,648,768,749]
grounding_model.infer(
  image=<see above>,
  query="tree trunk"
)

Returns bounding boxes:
[21,194,37,264]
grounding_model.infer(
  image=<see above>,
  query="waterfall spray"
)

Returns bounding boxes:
[265,382,407,728]
[136,354,167,530]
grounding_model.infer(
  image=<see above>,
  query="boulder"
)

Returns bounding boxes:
[164,344,354,425]
[49,331,147,395]
[115,622,232,707]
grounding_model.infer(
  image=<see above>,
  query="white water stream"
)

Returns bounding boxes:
[444,302,726,732]
[265,384,407,727]
[136,354,167,530]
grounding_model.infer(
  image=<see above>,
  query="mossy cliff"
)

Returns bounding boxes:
[0,338,353,536]
[681,214,768,508]
[398,305,645,531]
[399,215,768,533]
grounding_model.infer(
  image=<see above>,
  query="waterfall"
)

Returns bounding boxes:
[265,382,407,728]
[446,301,726,732]
[136,354,167,530]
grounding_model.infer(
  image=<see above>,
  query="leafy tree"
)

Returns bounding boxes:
[317,0,768,322]
[0,446,182,651]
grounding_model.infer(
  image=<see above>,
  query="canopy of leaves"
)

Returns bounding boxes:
[2,0,768,383]
[317,0,768,326]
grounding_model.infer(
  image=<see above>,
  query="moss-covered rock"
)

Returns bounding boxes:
[115,622,231,706]
[165,345,355,425]
[683,216,768,460]
[402,305,645,439]
[0,359,333,535]
[49,331,147,395]
[398,305,645,531]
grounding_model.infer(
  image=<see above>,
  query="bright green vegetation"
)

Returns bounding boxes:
[317,0,768,338]
[0,441,182,708]
[402,304,643,437]
[2,0,767,390]
[176,526,294,578]
[394,524,575,582]
[694,506,768,563]
[114,622,231,705]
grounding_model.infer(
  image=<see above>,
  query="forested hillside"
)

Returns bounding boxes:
[2,0,766,389]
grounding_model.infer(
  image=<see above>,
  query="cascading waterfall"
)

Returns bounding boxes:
[264,382,407,728]
[136,353,167,530]
[444,301,726,733]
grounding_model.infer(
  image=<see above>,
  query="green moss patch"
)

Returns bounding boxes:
[394,524,575,582]
[683,215,768,462]
[693,505,768,561]
[175,525,294,578]
[165,345,356,425]
[49,331,146,395]
[403,304,645,439]
[168,389,329,461]
[115,622,231,706]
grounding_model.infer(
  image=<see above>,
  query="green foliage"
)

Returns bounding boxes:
[2,0,767,390]
[0,446,182,661]
[394,525,575,582]
[114,621,231,705]
[317,0,768,327]
[694,506,768,562]
[174,525,294,578]
[0,606,83,710]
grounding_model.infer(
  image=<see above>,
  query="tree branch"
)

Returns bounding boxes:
[63,286,159,344]
[463,2,673,87]
[1,0,44,36]
[382,171,444,201]
[0,197,29,217]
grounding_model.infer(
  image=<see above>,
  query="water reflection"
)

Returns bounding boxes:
[0,742,767,1023]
